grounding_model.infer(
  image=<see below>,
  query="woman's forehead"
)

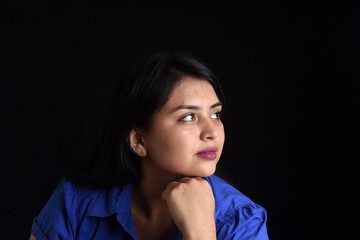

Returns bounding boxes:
[164,77,219,108]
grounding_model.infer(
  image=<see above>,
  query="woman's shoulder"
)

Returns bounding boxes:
[51,178,105,209]
[206,174,268,239]
[207,175,254,206]
[31,178,125,239]
[49,178,125,216]
[207,174,263,209]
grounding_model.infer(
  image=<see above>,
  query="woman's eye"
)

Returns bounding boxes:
[180,114,195,122]
[211,111,221,119]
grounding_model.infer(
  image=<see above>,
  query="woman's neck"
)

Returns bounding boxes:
[132,165,182,219]
[131,173,177,240]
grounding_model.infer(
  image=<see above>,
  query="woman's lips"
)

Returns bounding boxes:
[196,147,218,160]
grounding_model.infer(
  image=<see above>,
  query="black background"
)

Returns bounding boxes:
[1,1,359,239]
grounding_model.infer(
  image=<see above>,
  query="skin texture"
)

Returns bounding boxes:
[129,77,224,239]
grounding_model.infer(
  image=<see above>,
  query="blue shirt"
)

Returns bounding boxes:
[32,175,268,239]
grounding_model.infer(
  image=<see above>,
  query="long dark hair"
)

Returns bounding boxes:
[66,50,225,188]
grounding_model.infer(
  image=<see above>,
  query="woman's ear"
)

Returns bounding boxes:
[127,127,147,157]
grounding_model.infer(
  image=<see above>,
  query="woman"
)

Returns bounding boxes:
[30,50,269,239]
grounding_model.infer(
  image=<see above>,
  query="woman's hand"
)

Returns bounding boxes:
[161,177,216,240]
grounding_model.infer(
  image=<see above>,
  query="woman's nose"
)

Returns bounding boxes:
[200,119,219,141]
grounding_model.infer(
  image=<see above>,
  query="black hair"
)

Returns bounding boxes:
[65,50,225,189]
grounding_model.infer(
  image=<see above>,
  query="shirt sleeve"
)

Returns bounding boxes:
[31,179,79,240]
[216,202,269,240]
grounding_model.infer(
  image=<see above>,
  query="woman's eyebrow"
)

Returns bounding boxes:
[171,101,222,113]
[210,101,223,109]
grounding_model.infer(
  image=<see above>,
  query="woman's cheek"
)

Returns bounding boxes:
[166,129,197,161]
[175,128,198,148]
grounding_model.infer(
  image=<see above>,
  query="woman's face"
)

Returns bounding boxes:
[140,77,225,178]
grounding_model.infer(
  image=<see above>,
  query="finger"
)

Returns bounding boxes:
[193,176,203,180]
[178,177,204,184]
[165,181,180,190]
[161,188,172,201]
[177,177,192,183]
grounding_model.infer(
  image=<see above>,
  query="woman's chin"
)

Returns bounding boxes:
[192,166,217,178]
[167,164,217,179]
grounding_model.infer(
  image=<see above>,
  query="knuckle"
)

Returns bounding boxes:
[189,177,199,184]
[168,188,178,198]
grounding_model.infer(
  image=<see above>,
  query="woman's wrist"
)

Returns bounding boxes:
[182,222,217,240]
[183,232,217,240]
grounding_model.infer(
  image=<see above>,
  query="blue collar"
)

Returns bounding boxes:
[86,183,137,238]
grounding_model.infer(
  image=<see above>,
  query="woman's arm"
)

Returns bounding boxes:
[161,177,217,240]
[29,233,36,240]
